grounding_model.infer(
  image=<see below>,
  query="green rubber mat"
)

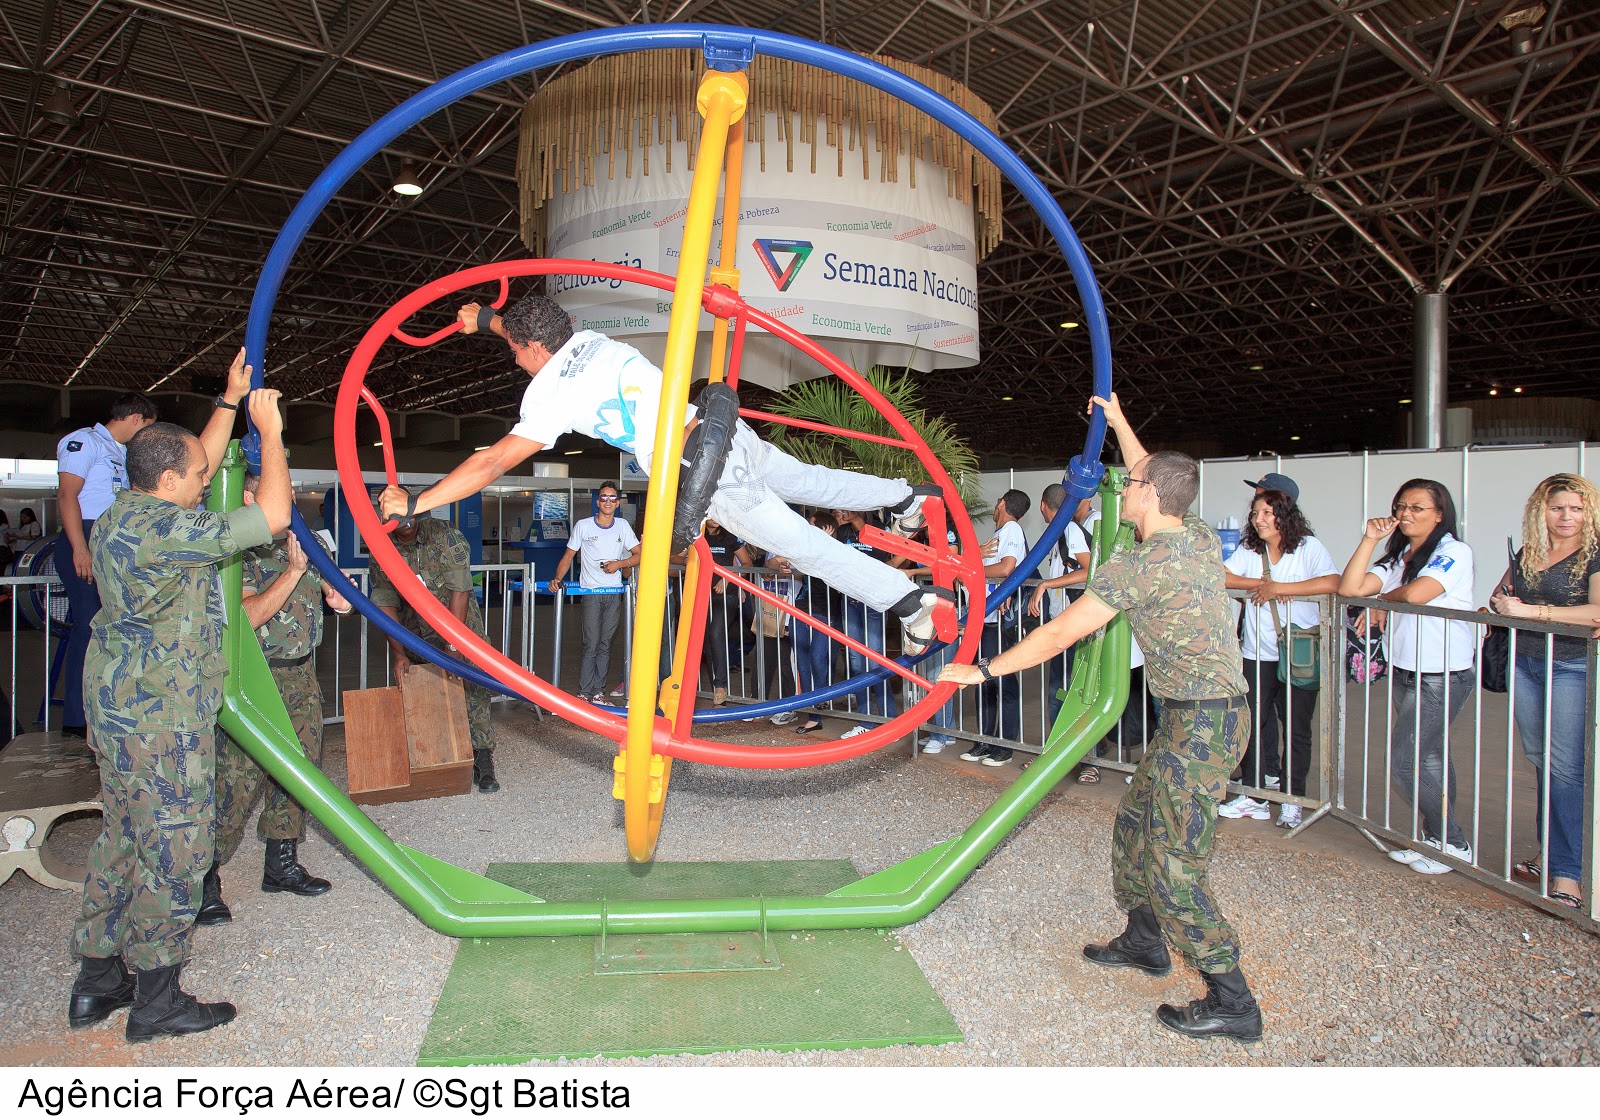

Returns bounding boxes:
[416,860,962,1064]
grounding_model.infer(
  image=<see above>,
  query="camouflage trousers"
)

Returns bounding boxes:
[1111,701,1250,974]
[74,729,216,971]
[215,660,323,863]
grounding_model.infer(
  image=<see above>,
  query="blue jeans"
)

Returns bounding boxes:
[979,622,1020,742]
[1390,667,1474,849]
[791,619,833,697]
[54,525,99,728]
[1512,654,1589,883]
[914,641,957,733]
[843,599,897,727]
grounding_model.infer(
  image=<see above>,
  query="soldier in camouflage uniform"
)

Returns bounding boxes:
[199,474,354,926]
[69,369,293,1043]
[367,513,500,792]
[940,392,1262,1044]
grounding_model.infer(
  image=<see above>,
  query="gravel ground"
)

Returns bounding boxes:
[3,705,1596,1067]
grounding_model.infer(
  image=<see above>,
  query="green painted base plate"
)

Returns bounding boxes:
[417,860,962,1064]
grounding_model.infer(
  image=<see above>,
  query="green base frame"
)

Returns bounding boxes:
[212,445,1132,939]
[418,860,962,1063]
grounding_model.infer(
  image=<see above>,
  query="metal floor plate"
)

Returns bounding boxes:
[417,860,962,1064]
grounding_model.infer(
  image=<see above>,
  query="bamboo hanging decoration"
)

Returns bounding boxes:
[518,50,1002,258]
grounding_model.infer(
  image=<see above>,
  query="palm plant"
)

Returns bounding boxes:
[760,365,984,514]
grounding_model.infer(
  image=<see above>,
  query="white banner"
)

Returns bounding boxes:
[544,115,980,388]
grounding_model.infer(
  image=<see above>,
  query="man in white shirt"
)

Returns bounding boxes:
[1032,483,1093,733]
[960,489,1030,767]
[53,393,161,734]
[379,295,948,657]
[551,483,641,703]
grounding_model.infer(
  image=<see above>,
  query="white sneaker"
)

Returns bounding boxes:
[1218,795,1270,820]
[899,590,949,656]
[1275,804,1302,829]
[922,735,955,754]
[1410,841,1471,875]
[770,711,798,727]
[1388,838,1441,864]
[1263,774,1281,791]
[840,725,870,739]
[609,683,626,697]
[889,485,941,535]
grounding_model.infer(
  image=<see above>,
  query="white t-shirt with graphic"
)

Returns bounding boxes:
[1370,534,1476,673]
[510,331,697,475]
[1224,536,1339,661]
[984,520,1028,625]
[566,515,639,589]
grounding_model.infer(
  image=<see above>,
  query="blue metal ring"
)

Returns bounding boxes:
[245,25,1113,718]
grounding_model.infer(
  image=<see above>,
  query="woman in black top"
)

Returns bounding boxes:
[1490,474,1600,910]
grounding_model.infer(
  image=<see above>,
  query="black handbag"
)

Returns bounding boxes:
[1479,538,1516,694]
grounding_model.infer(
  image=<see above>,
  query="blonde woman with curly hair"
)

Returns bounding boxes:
[1490,473,1600,910]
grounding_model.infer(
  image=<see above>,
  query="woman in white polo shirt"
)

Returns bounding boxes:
[1218,489,1340,829]
[1340,478,1476,876]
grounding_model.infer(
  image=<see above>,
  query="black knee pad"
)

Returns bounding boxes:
[671,382,740,553]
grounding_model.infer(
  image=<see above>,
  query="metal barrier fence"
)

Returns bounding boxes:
[1330,595,1598,931]
[6,560,1594,934]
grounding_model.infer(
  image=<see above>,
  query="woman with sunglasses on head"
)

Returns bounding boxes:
[1490,474,1600,911]
[1340,479,1475,876]
[1217,489,1339,828]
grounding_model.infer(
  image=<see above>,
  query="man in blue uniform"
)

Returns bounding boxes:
[54,394,161,734]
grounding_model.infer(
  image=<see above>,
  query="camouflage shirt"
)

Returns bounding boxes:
[242,542,325,659]
[86,489,273,733]
[366,517,484,643]
[1086,513,1247,702]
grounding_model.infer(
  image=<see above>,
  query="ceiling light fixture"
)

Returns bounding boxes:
[1290,435,1301,441]
[1489,388,1499,396]
[1248,364,1264,371]
[41,81,78,127]
[1000,395,1013,401]
[1059,321,1079,329]
[1398,398,1413,404]
[1514,386,1523,393]
[391,160,424,196]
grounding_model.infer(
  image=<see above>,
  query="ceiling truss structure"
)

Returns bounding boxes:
[3,0,1598,462]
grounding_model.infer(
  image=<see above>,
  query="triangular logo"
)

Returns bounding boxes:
[752,238,814,292]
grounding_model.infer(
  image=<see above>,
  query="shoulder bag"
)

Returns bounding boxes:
[1265,552,1321,690]
[1478,538,1516,694]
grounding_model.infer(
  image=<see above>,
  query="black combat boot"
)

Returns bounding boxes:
[195,861,232,925]
[68,954,136,1028]
[1156,967,1263,1042]
[473,748,500,793]
[1082,903,1172,977]
[261,839,331,895]
[124,964,236,1042]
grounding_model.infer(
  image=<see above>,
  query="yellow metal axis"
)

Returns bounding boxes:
[704,116,746,385]
[620,69,749,863]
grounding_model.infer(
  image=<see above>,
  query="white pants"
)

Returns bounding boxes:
[704,421,918,612]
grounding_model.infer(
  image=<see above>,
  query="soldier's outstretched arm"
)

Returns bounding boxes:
[241,533,308,627]
[198,348,255,479]
[939,593,1118,685]
[249,390,292,534]
[1090,392,1147,467]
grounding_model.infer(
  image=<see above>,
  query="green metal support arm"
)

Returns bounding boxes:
[211,443,1132,937]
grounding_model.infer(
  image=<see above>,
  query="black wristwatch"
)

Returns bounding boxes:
[977,658,995,681]
[214,396,238,411]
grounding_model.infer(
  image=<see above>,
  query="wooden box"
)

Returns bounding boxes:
[344,662,474,805]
